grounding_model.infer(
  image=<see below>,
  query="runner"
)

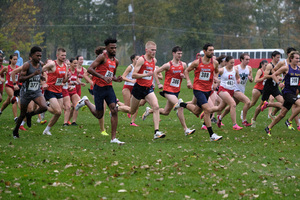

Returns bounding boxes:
[174,43,222,141]
[12,46,48,138]
[143,46,195,136]
[265,51,300,136]
[0,56,4,103]
[75,38,124,144]
[42,48,70,136]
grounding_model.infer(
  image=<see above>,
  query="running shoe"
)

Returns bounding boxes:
[242,120,252,127]
[217,115,222,128]
[233,124,243,130]
[154,131,166,139]
[265,126,271,136]
[251,118,256,128]
[130,122,139,127]
[67,121,71,125]
[81,105,87,111]
[25,112,32,128]
[63,123,69,126]
[201,125,207,130]
[13,130,19,139]
[261,101,269,112]
[43,130,52,136]
[210,133,223,141]
[14,117,18,123]
[127,113,131,118]
[285,119,295,130]
[71,122,78,126]
[110,138,125,145]
[75,96,88,111]
[40,120,47,125]
[173,98,183,111]
[19,125,27,131]
[200,112,204,119]
[297,126,300,131]
[101,130,109,136]
[185,128,195,136]
[142,107,150,121]
[211,117,217,123]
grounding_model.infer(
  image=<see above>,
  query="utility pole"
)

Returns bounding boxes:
[128,0,136,53]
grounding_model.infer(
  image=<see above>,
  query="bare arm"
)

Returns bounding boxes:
[248,66,253,82]
[87,54,110,83]
[254,69,264,83]
[272,65,288,84]
[184,59,199,89]
[132,57,152,79]
[121,65,135,83]
[154,63,170,89]
[82,68,93,85]
[18,63,40,83]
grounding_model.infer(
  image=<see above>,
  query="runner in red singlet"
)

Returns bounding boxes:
[41,48,70,136]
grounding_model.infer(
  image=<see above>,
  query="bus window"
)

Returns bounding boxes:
[250,52,254,59]
[226,52,231,56]
[232,52,237,59]
[262,51,266,58]
[215,52,219,57]
[267,52,272,59]
[238,52,243,58]
[256,52,260,59]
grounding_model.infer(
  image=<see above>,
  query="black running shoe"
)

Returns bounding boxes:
[71,122,78,126]
[265,127,271,137]
[26,112,32,128]
[211,117,217,123]
[13,130,19,139]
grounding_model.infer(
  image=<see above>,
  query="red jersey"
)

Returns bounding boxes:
[47,61,66,93]
[254,68,264,90]
[77,67,84,80]
[68,68,78,94]
[0,65,4,86]
[193,58,215,92]
[93,54,116,87]
[136,55,155,87]
[5,65,19,87]
[163,61,184,93]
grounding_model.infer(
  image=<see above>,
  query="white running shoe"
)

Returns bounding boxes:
[154,131,166,139]
[75,96,88,111]
[43,130,52,136]
[142,107,150,121]
[110,138,125,145]
[210,133,222,141]
[185,128,196,136]
[173,98,183,111]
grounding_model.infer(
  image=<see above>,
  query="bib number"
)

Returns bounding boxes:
[290,77,299,86]
[142,70,151,80]
[199,72,210,81]
[105,70,113,78]
[55,78,63,86]
[10,74,18,82]
[28,82,40,91]
[226,80,234,87]
[170,78,180,87]
[62,82,68,89]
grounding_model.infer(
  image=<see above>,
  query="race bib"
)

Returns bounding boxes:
[28,82,40,91]
[62,82,68,89]
[226,80,234,87]
[240,79,247,85]
[199,71,210,81]
[10,74,18,82]
[290,77,299,86]
[170,78,180,87]
[55,78,63,86]
[142,70,151,80]
[105,70,113,78]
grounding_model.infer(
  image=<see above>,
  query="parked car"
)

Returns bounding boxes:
[82,60,94,66]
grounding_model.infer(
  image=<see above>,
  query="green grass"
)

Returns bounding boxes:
[0,67,299,199]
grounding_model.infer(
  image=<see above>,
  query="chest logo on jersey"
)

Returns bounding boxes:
[145,65,153,70]
[59,71,65,74]
[109,64,116,69]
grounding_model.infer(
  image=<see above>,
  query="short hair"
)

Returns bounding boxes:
[30,46,42,56]
[69,57,77,63]
[9,54,17,64]
[240,53,249,61]
[104,38,117,46]
[288,51,300,62]
[203,43,213,51]
[145,41,156,49]
[216,54,226,64]
[76,55,83,60]
[258,60,268,69]
[172,46,182,53]
[95,46,105,56]
[130,54,138,62]
[225,56,234,62]
[287,47,296,55]
[57,47,66,54]
[271,51,281,58]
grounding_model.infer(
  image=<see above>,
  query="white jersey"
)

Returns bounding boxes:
[235,64,250,93]
[124,64,135,86]
[220,67,236,90]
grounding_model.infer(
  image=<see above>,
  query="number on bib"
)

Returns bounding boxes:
[170,78,180,87]
[142,70,151,80]
[105,70,113,77]
[10,74,19,82]
[199,71,210,81]
[55,78,63,86]
[28,82,40,91]
[290,77,299,86]
[226,80,234,86]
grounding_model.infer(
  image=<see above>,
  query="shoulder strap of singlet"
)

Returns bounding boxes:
[169,61,173,67]
[211,57,213,64]
[270,62,275,68]
[199,57,202,64]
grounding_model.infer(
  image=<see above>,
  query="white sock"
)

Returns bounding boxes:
[21,121,25,126]
[45,126,51,132]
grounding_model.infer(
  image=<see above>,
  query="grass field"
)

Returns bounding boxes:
[0,67,299,199]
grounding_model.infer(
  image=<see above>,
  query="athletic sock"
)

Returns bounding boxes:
[207,127,213,137]
[21,121,25,126]
[45,126,51,132]
[179,102,187,108]
[154,129,159,134]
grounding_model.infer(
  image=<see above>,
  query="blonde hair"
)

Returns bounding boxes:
[145,41,156,49]
[288,51,300,62]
